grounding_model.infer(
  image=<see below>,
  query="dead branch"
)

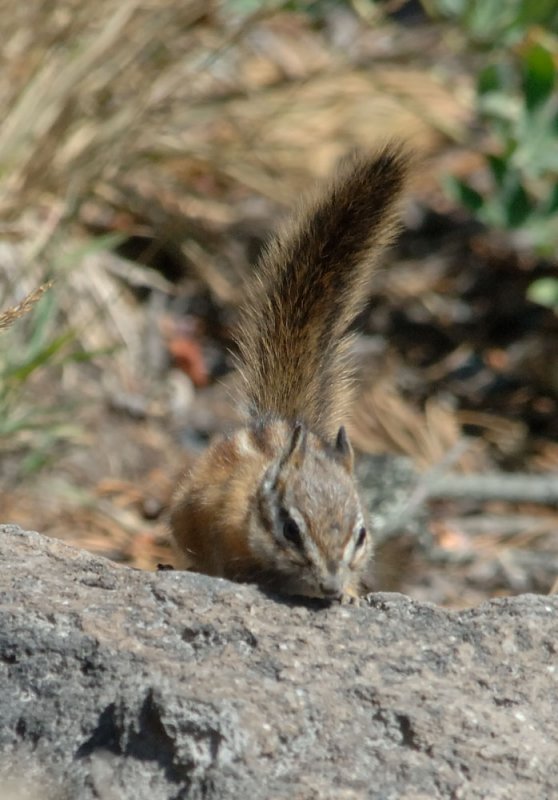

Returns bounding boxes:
[444,514,558,537]
[429,473,558,507]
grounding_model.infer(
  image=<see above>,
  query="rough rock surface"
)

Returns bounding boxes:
[1,524,557,800]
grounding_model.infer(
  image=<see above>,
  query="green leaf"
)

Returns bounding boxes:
[449,177,485,213]
[477,64,505,95]
[57,344,119,366]
[20,448,54,475]
[521,44,555,113]
[27,289,57,359]
[439,0,467,15]
[477,91,518,124]
[517,0,558,29]
[522,218,558,256]
[487,154,508,186]
[0,409,39,437]
[56,232,126,271]
[545,182,558,214]
[527,278,558,309]
[2,330,74,383]
[504,179,532,227]
[464,0,514,44]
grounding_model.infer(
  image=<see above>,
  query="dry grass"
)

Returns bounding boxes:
[0,282,52,331]
[1,0,468,360]
[0,0,467,215]
[0,1,207,215]
[349,378,485,472]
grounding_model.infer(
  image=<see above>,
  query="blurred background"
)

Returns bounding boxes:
[1,0,557,607]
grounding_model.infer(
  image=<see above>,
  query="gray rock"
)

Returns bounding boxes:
[356,453,428,545]
[0,523,557,800]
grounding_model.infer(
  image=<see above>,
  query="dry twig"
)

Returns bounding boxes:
[429,473,558,507]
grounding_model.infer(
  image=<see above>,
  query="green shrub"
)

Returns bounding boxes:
[449,40,558,258]
[423,1,558,307]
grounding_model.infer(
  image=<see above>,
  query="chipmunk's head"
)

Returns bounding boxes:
[249,423,372,600]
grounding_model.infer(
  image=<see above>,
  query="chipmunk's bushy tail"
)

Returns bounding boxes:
[235,142,411,440]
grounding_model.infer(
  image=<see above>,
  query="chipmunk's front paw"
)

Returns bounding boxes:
[339,589,361,607]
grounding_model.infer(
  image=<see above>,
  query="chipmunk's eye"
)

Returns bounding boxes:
[283,517,303,550]
[355,527,367,549]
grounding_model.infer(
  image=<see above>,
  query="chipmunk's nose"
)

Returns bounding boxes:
[319,575,344,600]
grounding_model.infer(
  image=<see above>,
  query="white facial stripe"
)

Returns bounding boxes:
[287,507,306,531]
[342,537,357,565]
[303,530,323,568]
[342,518,366,565]
[288,506,324,565]
[235,429,256,457]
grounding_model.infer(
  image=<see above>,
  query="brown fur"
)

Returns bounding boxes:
[235,143,410,439]
[170,143,411,600]
[171,422,287,577]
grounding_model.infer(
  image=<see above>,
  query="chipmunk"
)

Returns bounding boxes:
[170,143,410,601]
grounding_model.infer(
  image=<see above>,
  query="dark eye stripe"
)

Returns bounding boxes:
[356,527,367,549]
[283,516,304,550]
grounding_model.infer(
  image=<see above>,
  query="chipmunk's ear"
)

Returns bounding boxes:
[281,423,307,468]
[334,425,354,473]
